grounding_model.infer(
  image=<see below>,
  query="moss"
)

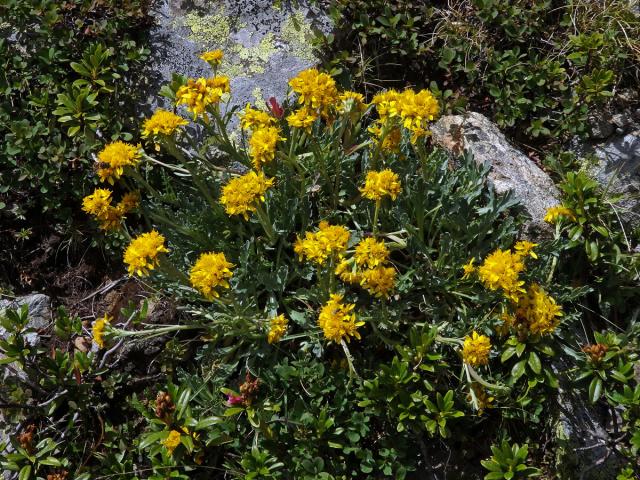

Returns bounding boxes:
[281,11,316,62]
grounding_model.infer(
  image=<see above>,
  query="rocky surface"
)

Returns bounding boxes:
[146,0,330,112]
[0,293,51,346]
[431,112,560,238]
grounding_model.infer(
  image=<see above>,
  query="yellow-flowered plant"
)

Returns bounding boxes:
[220,170,274,220]
[162,430,181,455]
[96,141,141,184]
[354,237,389,268]
[287,107,317,132]
[514,284,563,336]
[360,265,397,298]
[123,230,169,277]
[200,49,223,66]
[267,314,288,344]
[462,331,491,366]
[239,104,275,131]
[477,248,526,302]
[288,68,338,116]
[176,76,230,119]
[92,314,110,349]
[544,205,576,223]
[189,252,234,300]
[82,188,139,230]
[141,109,189,138]
[294,221,350,266]
[318,294,363,343]
[249,126,286,170]
[360,169,402,201]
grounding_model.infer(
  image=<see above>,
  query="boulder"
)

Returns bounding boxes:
[431,112,560,238]
[0,293,51,346]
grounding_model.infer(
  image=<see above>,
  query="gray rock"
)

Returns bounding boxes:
[431,112,560,238]
[145,0,330,114]
[588,113,614,140]
[590,132,640,229]
[0,294,51,346]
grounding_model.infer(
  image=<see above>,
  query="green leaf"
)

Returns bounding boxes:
[511,360,526,381]
[528,352,541,374]
[588,377,603,403]
[19,465,31,480]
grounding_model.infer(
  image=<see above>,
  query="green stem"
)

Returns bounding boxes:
[372,200,381,236]
[255,203,276,244]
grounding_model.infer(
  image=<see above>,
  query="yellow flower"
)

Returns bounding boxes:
[477,248,526,302]
[162,430,181,455]
[176,77,230,119]
[249,126,286,170]
[287,107,317,132]
[354,237,389,268]
[396,89,440,142]
[267,314,288,344]
[462,331,491,366]
[117,191,140,214]
[239,104,275,131]
[318,294,363,343]
[220,170,274,220]
[96,141,141,184]
[200,49,224,66]
[289,68,338,114]
[337,91,367,113]
[544,205,576,223]
[123,230,169,277]
[294,221,350,265]
[360,169,402,201]
[141,109,188,138]
[371,90,401,121]
[361,265,396,298]
[335,258,361,284]
[82,188,113,219]
[514,240,538,259]
[462,258,476,279]
[92,314,110,349]
[189,252,234,300]
[515,283,563,336]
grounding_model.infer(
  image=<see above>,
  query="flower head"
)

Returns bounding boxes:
[515,284,563,336]
[371,90,401,121]
[294,221,350,265]
[123,230,169,277]
[368,123,402,153]
[318,294,363,343]
[335,258,361,284]
[141,109,188,138]
[514,240,538,259]
[176,77,230,119]
[287,107,317,132]
[162,430,181,455]
[396,88,440,142]
[361,265,396,298]
[354,237,389,269]
[200,49,224,66]
[544,205,576,223]
[189,252,234,300]
[82,188,113,219]
[337,91,367,114]
[249,126,285,170]
[117,191,140,213]
[96,141,141,184]
[461,258,476,279]
[220,170,274,220]
[92,314,110,349]
[267,314,288,344]
[477,248,526,302]
[462,331,491,366]
[360,169,402,201]
[239,104,275,131]
[289,68,338,114]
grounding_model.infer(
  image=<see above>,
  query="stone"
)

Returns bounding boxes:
[588,113,614,140]
[589,132,640,229]
[431,112,561,238]
[146,0,330,113]
[0,293,51,346]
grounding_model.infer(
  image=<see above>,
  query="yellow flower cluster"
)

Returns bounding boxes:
[176,76,230,119]
[476,248,526,302]
[544,205,576,223]
[462,331,491,366]
[123,230,169,277]
[288,68,338,116]
[287,107,317,132]
[92,314,110,349]
[360,169,402,201]
[336,237,396,298]
[513,284,563,336]
[337,91,367,114]
[141,109,188,138]
[96,141,141,184]
[267,314,288,344]
[249,126,286,170]
[220,170,274,220]
[368,123,402,153]
[162,430,181,455]
[82,188,139,230]
[239,104,275,131]
[189,252,234,300]
[318,294,363,343]
[294,221,350,266]
[200,49,223,66]
[370,88,440,143]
